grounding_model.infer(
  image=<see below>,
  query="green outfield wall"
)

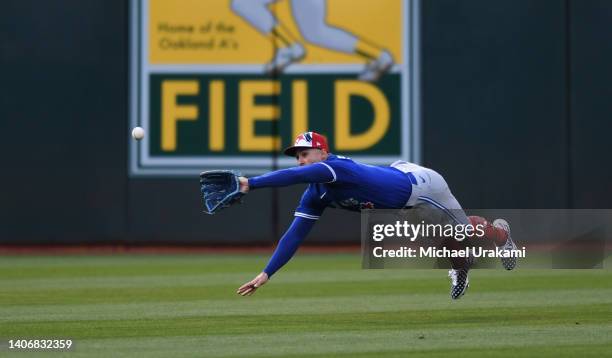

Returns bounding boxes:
[1,0,611,244]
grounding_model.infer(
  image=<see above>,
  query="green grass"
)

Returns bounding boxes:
[0,254,611,357]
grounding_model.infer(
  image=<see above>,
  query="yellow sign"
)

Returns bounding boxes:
[149,0,403,64]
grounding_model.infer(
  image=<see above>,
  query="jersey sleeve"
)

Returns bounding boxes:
[248,163,335,189]
[263,216,316,277]
[294,184,329,220]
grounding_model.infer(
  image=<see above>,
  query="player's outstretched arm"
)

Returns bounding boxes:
[237,216,317,296]
[246,163,335,190]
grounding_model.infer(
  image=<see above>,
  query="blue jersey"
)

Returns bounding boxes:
[247,154,416,277]
[295,155,413,220]
[249,154,414,220]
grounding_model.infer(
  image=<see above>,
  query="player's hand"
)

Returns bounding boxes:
[237,272,268,296]
[238,176,249,193]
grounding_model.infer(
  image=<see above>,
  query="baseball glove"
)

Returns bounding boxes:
[199,170,245,214]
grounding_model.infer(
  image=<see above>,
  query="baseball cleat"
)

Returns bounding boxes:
[448,268,469,300]
[264,43,305,75]
[358,50,394,82]
[493,218,518,270]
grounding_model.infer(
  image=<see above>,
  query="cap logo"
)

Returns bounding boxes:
[294,132,313,147]
[285,131,328,156]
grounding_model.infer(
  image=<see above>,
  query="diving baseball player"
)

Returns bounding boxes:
[235,132,518,300]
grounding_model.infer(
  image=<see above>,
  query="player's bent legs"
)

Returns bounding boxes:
[409,167,471,225]
[391,161,472,241]
[391,162,471,298]
[414,168,513,249]
[413,168,476,268]
[410,167,517,271]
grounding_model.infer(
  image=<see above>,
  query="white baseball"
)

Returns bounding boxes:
[132,127,145,140]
